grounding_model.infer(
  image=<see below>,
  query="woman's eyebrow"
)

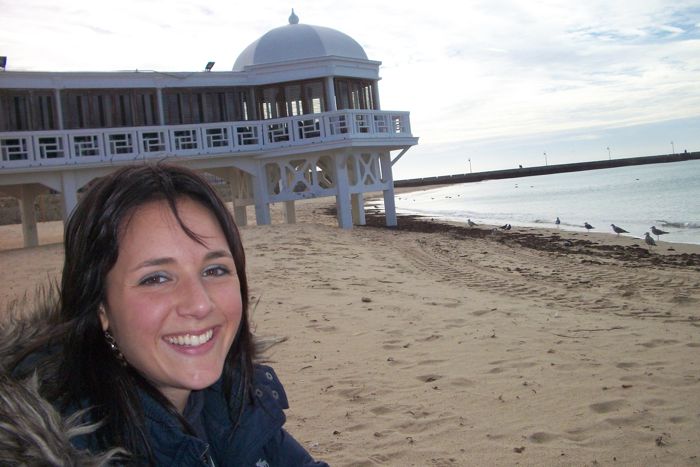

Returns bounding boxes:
[131,257,175,272]
[204,250,233,261]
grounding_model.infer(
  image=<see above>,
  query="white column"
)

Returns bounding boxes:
[54,89,64,129]
[371,81,381,110]
[334,154,352,229]
[248,88,257,120]
[226,172,248,227]
[282,200,296,224]
[379,152,397,227]
[251,165,271,225]
[233,205,248,226]
[19,185,42,247]
[351,193,366,225]
[325,77,337,111]
[60,171,79,221]
[156,88,166,125]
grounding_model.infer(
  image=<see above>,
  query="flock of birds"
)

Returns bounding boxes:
[467,216,670,249]
[580,220,669,248]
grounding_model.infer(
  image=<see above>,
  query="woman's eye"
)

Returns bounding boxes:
[203,265,231,277]
[138,273,169,286]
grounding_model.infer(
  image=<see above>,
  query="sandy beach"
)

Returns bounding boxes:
[1,195,699,466]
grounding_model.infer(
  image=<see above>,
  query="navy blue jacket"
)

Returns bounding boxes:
[67,365,328,466]
[139,364,327,466]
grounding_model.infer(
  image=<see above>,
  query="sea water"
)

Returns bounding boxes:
[388,159,700,245]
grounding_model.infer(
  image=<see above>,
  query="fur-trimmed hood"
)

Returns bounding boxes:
[0,288,123,466]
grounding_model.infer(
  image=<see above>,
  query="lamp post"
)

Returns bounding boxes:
[544,151,548,166]
[671,141,675,154]
[468,158,472,173]
[607,146,611,160]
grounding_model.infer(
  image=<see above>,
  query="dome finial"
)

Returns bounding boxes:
[289,8,299,24]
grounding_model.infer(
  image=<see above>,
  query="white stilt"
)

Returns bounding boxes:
[233,205,248,226]
[351,192,366,225]
[19,185,40,247]
[60,171,79,220]
[334,154,352,229]
[282,200,296,224]
[380,153,397,227]
[251,166,271,225]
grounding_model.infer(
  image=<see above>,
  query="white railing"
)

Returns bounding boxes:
[0,110,412,169]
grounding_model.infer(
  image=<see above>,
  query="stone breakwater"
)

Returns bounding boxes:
[395,151,700,188]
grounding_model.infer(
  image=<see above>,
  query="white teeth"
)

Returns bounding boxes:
[166,329,213,347]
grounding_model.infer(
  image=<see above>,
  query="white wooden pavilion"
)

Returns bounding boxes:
[0,11,418,247]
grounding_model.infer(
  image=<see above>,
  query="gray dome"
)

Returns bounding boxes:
[233,17,368,71]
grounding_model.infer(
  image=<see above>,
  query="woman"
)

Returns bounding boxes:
[7,163,328,466]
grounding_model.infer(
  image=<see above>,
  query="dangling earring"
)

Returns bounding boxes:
[104,330,127,367]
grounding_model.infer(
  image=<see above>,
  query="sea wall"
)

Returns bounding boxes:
[394,151,700,188]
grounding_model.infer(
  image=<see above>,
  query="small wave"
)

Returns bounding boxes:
[657,220,700,229]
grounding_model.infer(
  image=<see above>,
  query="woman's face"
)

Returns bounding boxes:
[100,197,242,412]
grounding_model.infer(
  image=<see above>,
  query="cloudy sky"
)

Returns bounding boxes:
[2,0,699,179]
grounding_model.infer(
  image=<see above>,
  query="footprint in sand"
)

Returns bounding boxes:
[417,374,442,383]
[528,432,558,443]
[638,339,679,348]
[589,399,626,414]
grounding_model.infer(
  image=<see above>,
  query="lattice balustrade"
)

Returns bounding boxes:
[373,114,390,133]
[173,129,199,151]
[327,114,350,135]
[36,136,65,160]
[205,128,229,149]
[0,110,413,170]
[295,117,322,140]
[72,135,102,157]
[1,137,30,162]
[265,122,290,144]
[235,126,260,146]
[391,114,408,134]
[354,114,371,134]
[107,133,135,156]
[141,131,167,153]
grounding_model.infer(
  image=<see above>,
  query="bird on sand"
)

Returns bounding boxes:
[650,226,668,241]
[499,224,512,230]
[584,222,594,231]
[610,224,629,236]
[467,219,477,227]
[555,217,561,227]
[644,232,657,249]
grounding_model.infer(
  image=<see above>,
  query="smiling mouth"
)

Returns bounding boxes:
[165,329,214,347]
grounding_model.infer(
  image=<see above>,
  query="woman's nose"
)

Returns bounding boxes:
[176,276,213,318]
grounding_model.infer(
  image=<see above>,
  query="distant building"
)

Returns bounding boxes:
[0,11,418,247]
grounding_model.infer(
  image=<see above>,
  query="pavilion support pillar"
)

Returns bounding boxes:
[19,185,42,248]
[379,152,397,227]
[223,170,248,227]
[351,193,366,226]
[60,171,79,221]
[282,200,296,224]
[233,205,248,227]
[334,154,352,229]
[251,167,271,226]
